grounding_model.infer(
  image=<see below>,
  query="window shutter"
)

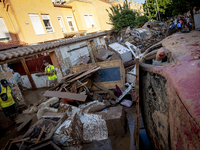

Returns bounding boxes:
[0,18,11,41]
[29,14,45,35]
[89,15,94,27]
[84,15,91,28]
[41,15,50,20]
[58,17,64,32]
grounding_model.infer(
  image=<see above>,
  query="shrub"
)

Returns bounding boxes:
[106,0,138,32]
[136,15,149,27]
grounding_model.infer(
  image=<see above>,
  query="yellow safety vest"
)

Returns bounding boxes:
[0,85,15,108]
[45,64,57,80]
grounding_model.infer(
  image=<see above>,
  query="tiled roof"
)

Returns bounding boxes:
[0,30,113,62]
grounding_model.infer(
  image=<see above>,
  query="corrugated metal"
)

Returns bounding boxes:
[69,47,89,66]
[59,41,89,66]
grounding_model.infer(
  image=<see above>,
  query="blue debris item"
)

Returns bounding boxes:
[118,37,123,43]
[52,103,59,108]
[140,45,145,49]
[92,67,121,82]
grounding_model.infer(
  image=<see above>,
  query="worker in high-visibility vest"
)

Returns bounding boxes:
[44,60,58,87]
[0,79,20,122]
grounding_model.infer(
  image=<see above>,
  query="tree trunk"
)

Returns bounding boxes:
[190,8,195,30]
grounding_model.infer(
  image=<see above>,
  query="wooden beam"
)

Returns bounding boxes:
[43,91,87,102]
[20,58,37,90]
[134,57,140,150]
[49,52,59,68]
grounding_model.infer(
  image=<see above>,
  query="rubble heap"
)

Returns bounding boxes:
[106,21,168,53]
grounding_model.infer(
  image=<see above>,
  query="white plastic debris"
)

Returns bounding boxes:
[109,42,132,63]
[121,99,133,107]
[37,107,58,119]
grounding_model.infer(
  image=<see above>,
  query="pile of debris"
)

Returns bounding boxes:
[106,21,168,53]
[7,57,135,149]
[5,22,168,149]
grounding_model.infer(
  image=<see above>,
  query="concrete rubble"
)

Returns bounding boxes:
[52,113,83,149]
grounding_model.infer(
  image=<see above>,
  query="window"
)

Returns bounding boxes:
[58,17,65,32]
[67,17,75,31]
[0,18,11,42]
[84,15,95,28]
[29,14,45,35]
[41,15,54,33]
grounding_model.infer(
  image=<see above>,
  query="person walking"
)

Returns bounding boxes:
[0,79,20,122]
[44,60,58,87]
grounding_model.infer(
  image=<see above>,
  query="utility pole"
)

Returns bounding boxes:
[145,0,151,21]
[155,0,161,21]
[154,3,158,20]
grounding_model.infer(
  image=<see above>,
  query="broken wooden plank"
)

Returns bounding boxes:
[35,72,46,76]
[36,125,45,144]
[7,137,30,150]
[23,113,68,143]
[77,81,88,88]
[68,66,100,83]
[60,66,98,81]
[93,82,117,100]
[43,91,87,102]
[17,115,34,131]
[15,114,33,124]
[134,57,140,150]
[42,112,67,118]
[93,90,108,94]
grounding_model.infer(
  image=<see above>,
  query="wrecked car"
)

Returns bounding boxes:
[140,31,200,150]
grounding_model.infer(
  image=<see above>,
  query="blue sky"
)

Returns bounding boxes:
[136,0,145,4]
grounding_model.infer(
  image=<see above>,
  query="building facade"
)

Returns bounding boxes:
[0,0,79,45]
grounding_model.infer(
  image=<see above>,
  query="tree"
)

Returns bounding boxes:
[143,0,200,28]
[106,0,138,31]
[143,0,173,20]
[171,0,200,29]
[136,15,149,27]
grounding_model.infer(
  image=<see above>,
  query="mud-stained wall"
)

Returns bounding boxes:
[140,71,169,150]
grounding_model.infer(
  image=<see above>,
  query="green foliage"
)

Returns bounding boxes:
[143,0,200,20]
[143,0,173,20]
[136,15,149,27]
[106,0,138,32]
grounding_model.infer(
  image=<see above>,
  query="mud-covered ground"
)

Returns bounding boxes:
[0,88,149,150]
